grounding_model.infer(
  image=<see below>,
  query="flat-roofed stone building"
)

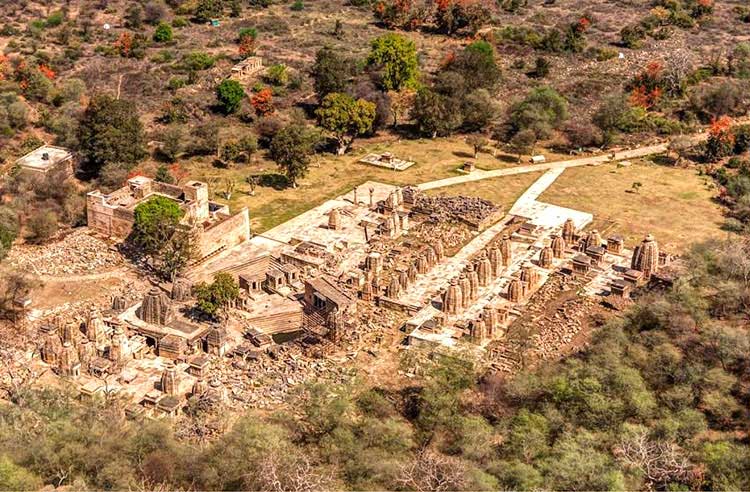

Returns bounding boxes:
[87,176,250,259]
[15,144,75,177]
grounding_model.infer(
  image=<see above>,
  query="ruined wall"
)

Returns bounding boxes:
[86,192,134,238]
[196,208,250,257]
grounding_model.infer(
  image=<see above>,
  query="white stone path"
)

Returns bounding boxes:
[416,143,669,191]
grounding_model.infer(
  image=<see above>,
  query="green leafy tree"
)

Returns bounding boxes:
[265,64,289,87]
[153,21,173,42]
[131,196,195,278]
[447,40,501,91]
[366,33,419,91]
[215,79,245,114]
[412,87,463,137]
[312,47,354,101]
[269,124,319,188]
[194,272,240,318]
[316,93,376,155]
[0,455,42,491]
[194,0,222,22]
[155,164,175,184]
[132,196,183,255]
[77,94,146,177]
[509,86,569,139]
[0,206,19,262]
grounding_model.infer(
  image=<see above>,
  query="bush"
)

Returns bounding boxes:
[153,22,173,42]
[265,64,289,86]
[291,0,304,10]
[620,25,646,48]
[25,210,58,244]
[182,51,215,71]
[215,79,245,114]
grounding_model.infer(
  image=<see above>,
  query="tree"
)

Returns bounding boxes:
[593,93,639,145]
[434,0,488,35]
[446,40,501,92]
[160,126,184,161]
[0,206,19,262]
[155,164,175,184]
[266,64,288,87]
[194,272,240,318]
[77,94,146,177]
[132,196,184,255]
[413,87,463,137]
[316,93,376,155]
[25,210,58,244]
[194,0,222,22]
[366,33,419,91]
[312,47,353,101]
[153,21,173,42]
[509,86,568,139]
[215,79,245,114]
[704,116,735,162]
[238,28,258,58]
[269,124,319,188]
[251,87,274,116]
[0,456,41,491]
[509,128,537,162]
[466,134,488,159]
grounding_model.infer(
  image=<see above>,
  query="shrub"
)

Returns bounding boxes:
[153,22,173,42]
[291,0,304,10]
[215,79,245,114]
[265,64,289,86]
[182,51,215,71]
[25,210,58,244]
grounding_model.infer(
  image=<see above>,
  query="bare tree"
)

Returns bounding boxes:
[258,452,335,492]
[396,449,467,492]
[614,428,696,488]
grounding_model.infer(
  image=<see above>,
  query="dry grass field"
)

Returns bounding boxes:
[425,171,545,211]
[184,135,560,232]
[539,160,730,252]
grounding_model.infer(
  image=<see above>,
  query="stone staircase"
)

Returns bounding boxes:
[245,309,303,334]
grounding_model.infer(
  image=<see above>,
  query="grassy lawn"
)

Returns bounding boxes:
[185,135,540,232]
[539,160,730,253]
[425,171,546,211]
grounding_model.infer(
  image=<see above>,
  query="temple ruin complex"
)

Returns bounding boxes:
[25,155,681,417]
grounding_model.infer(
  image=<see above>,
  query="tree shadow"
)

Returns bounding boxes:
[453,150,474,159]
[257,173,290,190]
[497,154,519,163]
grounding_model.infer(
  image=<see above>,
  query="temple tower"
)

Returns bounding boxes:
[551,234,566,258]
[539,246,554,269]
[500,235,513,267]
[139,287,174,325]
[562,218,576,243]
[161,364,178,396]
[442,278,462,315]
[631,234,660,278]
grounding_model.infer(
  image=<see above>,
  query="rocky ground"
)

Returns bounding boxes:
[5,229,124,276]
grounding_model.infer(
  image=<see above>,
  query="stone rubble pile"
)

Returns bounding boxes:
[488,274,594,373]
[207,346,355,409]
[6,229,123,276]
[413,194,501,229]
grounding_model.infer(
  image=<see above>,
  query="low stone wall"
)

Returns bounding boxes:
[196,208,250,258]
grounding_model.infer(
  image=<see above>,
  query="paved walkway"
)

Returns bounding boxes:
[416,143,670,191]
